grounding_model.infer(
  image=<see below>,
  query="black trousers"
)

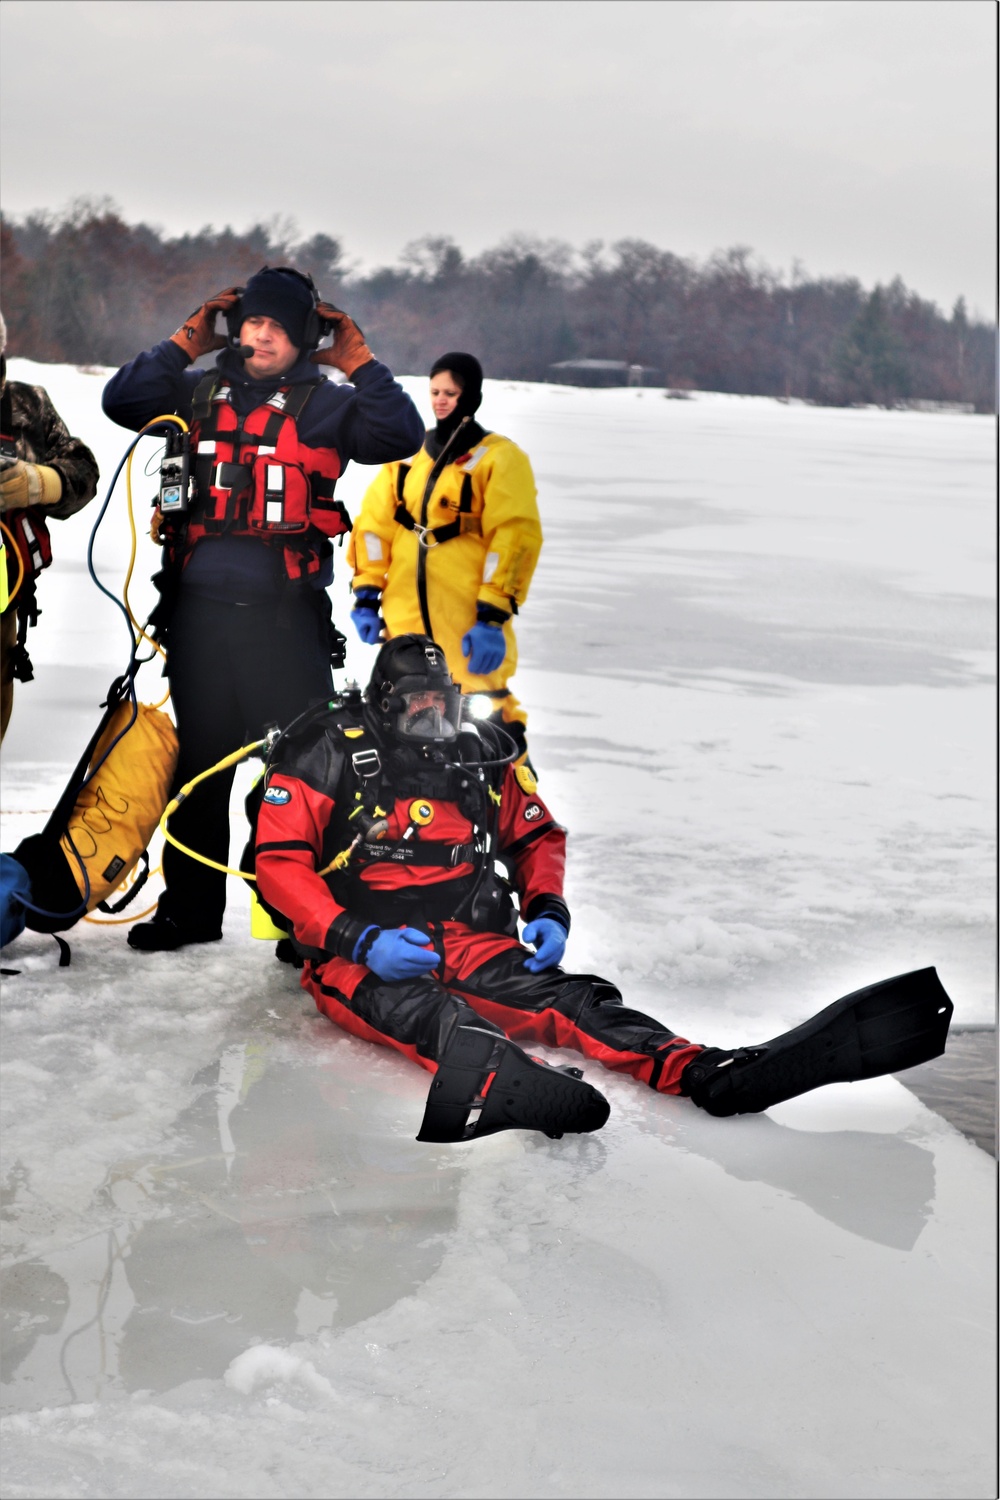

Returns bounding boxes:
[308,932,703,1094]
[160,591,334,931]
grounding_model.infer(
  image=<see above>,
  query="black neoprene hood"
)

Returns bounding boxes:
[238,267,317,349]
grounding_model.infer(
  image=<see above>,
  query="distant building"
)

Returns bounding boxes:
[548,359,661,388]
[906,399,975,414]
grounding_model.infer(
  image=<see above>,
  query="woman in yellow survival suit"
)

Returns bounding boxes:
[346,354,541,760]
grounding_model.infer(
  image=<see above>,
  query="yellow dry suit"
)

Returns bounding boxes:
[347,426,542,733]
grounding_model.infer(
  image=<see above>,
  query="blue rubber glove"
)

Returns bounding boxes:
[462,620,506,675]
[522,917,567,973]
[354,925,439,982]
[351,588,383,645]
[352,606,383,645]
[0,854,32,949]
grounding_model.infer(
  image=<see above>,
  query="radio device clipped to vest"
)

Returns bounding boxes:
[158,426,192,515]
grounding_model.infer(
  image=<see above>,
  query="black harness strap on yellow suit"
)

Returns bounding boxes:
[389,418,473,636]
[392,469,474,548]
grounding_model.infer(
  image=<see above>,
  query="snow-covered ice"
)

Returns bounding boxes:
[1,365,995,1498]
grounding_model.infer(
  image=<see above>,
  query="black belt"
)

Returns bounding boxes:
[358,840,478,867]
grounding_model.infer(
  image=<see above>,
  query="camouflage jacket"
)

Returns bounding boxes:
[4,381,100,520]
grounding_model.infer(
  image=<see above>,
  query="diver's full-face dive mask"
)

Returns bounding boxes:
[394,685,463,745]
[368,636,465,750]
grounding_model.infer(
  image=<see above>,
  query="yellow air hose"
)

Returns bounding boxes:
[159,740,266,878]
[123,414,189,710]
[82,412,193,921]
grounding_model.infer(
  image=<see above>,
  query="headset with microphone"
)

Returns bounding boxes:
[225,267,333,357]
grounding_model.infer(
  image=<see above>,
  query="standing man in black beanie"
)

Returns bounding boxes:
[103,267,424,952]
[347,353,542,764]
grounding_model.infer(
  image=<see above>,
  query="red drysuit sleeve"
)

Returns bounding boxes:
[255,773,349,954]
[495,765,568,922]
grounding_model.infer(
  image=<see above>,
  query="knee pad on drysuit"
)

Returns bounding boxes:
[417,1025,610,1143]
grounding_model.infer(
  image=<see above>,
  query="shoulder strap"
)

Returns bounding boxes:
[213,382,318,451]
[280,383,318,421]
[191,373,220,423]
[340,722,384,801]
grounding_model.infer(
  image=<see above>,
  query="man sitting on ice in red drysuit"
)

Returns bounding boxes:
[253,634,953,1144]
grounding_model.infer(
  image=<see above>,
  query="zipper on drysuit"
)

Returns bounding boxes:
[415,416,471,638]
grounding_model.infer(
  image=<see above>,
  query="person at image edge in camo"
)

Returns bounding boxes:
[0,312,100,739]
[347,354,541,763]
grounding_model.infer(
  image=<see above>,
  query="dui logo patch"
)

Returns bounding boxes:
[263,785,292,806]
[523,802,543,822]
[409,800,435,826]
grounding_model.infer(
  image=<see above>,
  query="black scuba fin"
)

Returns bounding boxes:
[683,966,955,1118]
[417,1025,610,1143]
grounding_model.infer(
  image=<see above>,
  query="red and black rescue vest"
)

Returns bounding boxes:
[168,375,351,583]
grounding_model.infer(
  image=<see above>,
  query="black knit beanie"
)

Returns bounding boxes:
[239,267,316,349]
[429,352,484,444]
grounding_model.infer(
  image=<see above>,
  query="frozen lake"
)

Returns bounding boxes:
[1,364,995,1498]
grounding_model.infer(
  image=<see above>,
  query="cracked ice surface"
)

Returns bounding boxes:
[0,367,995,1498]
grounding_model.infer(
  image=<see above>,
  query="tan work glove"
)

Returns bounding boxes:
[0,460,63,512]
[311,302,374,378]
[169,287,242,362]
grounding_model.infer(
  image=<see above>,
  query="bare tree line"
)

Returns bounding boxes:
[1,198,993,411]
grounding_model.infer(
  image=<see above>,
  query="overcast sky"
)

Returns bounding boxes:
[1,0,995,316]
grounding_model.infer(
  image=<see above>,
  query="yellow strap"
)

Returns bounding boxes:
[0,518,26,612]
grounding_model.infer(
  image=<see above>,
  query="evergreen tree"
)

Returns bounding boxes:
[835,287,912,406]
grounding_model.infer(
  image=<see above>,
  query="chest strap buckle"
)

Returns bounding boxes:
[352,747,381,779]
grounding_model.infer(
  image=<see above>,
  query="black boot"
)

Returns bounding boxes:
[417,1026,610,1143]
[275,937,304,968]
[127,914,223,953]
[682,966,954,1117]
